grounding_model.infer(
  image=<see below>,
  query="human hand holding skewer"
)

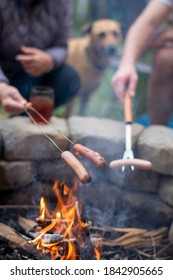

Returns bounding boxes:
[0,83,31,114]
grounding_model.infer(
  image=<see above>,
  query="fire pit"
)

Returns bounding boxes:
[0,180,171,260]
[0,115,173,260]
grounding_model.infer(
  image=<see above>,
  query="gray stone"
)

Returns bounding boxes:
[159,176,173,207]
[168,221,173,242]
[137,125,173,175]
[108,167,160,192]
[5,182,56,206]
[38,159,76,184]
[0,161,36,190]
[0,116,69,160]
[123,190,173,227]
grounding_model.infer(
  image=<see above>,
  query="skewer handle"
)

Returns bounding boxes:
[124,92,133,123]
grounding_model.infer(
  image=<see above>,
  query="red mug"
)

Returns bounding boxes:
[29,86,54,124]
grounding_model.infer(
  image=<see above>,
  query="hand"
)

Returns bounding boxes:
[0,83,31,114]
[15,46,54,77]
[111,64,138,102]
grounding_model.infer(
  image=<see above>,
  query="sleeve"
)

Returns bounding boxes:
[0,68,9,83]
[46,0,72,68]
[0,6,9,83]
[156,0,173,8]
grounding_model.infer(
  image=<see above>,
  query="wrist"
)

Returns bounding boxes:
[120,59,136,68]
[0,82,9,87]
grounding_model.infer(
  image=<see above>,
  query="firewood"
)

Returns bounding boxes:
[18,216,38,233]
[0,222,49,259]
[101,227,168,249]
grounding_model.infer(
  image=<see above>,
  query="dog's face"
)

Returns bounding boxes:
[82,19,122,57]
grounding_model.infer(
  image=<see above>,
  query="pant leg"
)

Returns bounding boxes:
[40,64,80,107]
[10,72,41,101]
[147,48,173,125]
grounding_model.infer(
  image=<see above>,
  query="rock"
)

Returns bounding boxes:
[0,116,69,160]
[123,190,173,227]
[0,161,36,190]
[168,221,173,242]
[108,167,160,192]
[137,125,173,175]
[159,176,173,207]
[5,182,56,208]
[38,159,76,184]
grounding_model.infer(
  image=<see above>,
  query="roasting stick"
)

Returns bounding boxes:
[110,92,152,171]
[25,108,63,153]
[27,106,74,145]
[26,106,107,168]
[122,92,134,171]
[25,108,91,184]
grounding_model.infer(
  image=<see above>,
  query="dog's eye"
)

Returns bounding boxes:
[113,31,119,37]
[98,32,106,38]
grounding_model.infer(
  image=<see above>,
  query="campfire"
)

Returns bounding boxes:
[25,180,99,260]
[0,179,172,261]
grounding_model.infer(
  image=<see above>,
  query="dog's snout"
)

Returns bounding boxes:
[107,45,117,55]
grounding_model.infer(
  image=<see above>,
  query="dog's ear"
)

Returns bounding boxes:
[81,23,93,36]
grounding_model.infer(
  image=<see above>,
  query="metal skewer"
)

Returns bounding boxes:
[26,106,74,145]
[122,92,134,171]
[109,92,152,172]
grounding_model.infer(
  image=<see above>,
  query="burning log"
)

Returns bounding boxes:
[0,222,49,259]
[29,232,65,244]
[18,216,38,233]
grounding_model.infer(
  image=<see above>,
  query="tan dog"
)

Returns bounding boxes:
[66,19,122,116]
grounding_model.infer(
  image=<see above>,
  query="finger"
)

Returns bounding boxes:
[3,98,27,114]
[20,46,37,55]
[24,102,32,109]
[11,92,30,109]
[12,91,27,102]
[128,76,138,97]
[112,79,126,101]
[15,54,34,62]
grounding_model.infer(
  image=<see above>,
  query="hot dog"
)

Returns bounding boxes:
[73,143,107,168]
[61,151,92,184]
[109,158,152,171]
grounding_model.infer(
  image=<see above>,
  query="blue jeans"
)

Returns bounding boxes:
[10,64,80,107]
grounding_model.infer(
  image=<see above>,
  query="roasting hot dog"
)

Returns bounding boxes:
[73,143,107,168]
[61,151,92,184]
[109,158,152,170]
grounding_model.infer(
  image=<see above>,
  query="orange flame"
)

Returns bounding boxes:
[29,181,100,260]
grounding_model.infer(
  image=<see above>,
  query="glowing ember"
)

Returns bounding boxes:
[28,181,100,260]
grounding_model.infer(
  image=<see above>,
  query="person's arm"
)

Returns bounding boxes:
[15,0,72,76]
[45,0,72,68]
[112,0,172,101]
